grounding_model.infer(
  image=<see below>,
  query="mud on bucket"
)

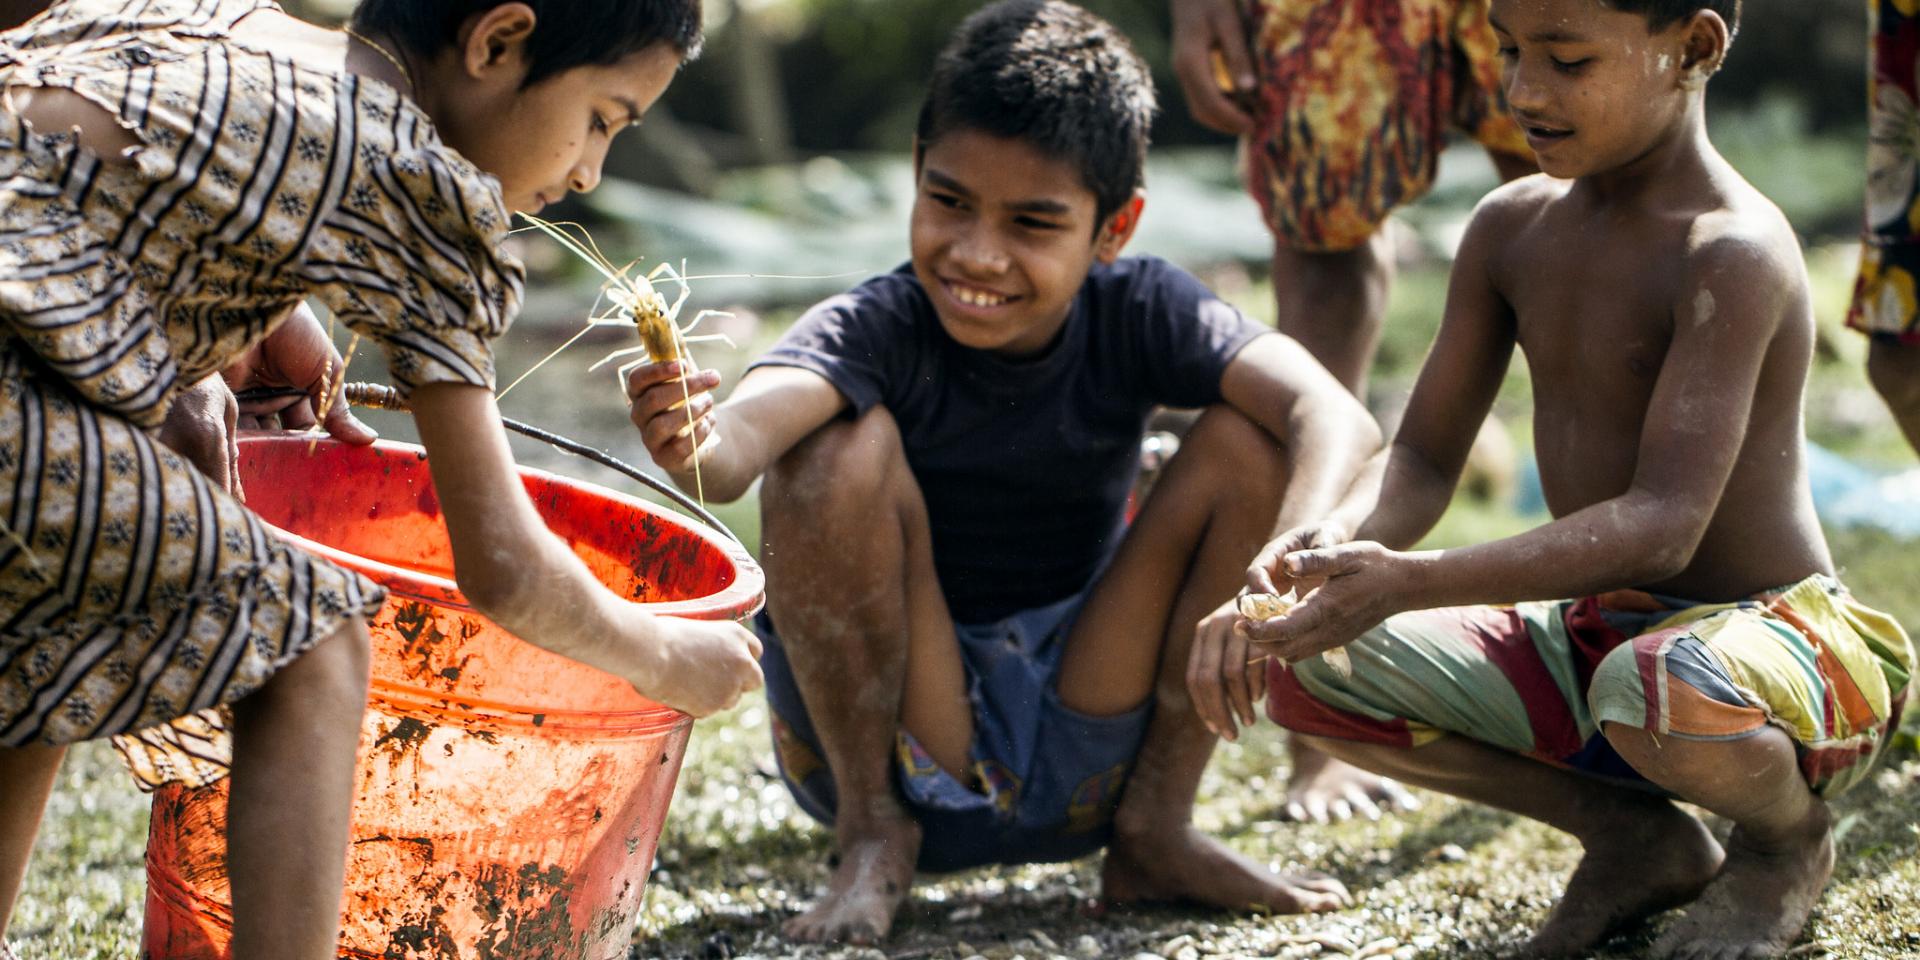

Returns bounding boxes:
[141,436,764,960]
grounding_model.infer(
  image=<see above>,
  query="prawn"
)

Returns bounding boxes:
[1237,589,1353,678]
[500,214,737,504]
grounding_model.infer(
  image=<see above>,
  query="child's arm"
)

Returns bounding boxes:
[1219,333,1382,533]
[1188,332,1381,738]
[1248,234,1794,666]
[1330,212,1519,550]
[625,361,847,502]
[1238,196,1520,607]
[411,381,764,717]
[1190,192,1520,733]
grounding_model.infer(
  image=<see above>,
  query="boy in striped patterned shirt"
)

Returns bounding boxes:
[0,3,761,957]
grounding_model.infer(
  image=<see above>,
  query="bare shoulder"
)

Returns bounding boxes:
[1471,173,1569,228]
[1459,174,1569,259]
[1678,185,1808,330]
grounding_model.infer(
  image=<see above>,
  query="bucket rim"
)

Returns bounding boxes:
[368,684,698,735]
[237,434,765,622]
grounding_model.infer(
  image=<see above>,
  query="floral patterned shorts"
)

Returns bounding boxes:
[1241,0,1532,252]
[1852,0,1920,343]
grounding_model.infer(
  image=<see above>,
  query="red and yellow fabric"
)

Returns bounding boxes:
[1241,0,1532,252]
[1851,0,1920,342]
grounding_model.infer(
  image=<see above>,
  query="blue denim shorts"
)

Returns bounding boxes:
[756,584,1152,872]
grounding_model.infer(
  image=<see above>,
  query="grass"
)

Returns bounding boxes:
[13,180,1920,960]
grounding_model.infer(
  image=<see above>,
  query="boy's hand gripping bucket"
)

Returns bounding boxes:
[141,436,764,960]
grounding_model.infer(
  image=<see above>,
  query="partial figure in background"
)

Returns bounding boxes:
[1168,0,1534,822]
[1853,0,1920,457]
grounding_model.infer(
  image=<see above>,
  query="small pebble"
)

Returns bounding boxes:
[1073,935,1101,957]
[951,904,984,921]
[1029,929,1059,952]
[1429,843,1468,863]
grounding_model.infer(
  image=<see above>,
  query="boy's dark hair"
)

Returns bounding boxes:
[915,0,1156,230]
[350,0,703,89]
[1607,0,1741,35]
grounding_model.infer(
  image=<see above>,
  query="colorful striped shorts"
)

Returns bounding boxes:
[1267,574,1913,797]
[1241,0,1532,251]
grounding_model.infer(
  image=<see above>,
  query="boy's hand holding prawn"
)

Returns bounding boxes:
[627,359,722,477]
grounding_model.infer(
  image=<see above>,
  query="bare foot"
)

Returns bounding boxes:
[1102,823,1352,913]
[1515,801,1724,958]
[783,814,921,945]
[1651,807,1834,960]
[1283,738,1420,823]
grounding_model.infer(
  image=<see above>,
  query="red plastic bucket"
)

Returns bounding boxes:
[140,436,763,960]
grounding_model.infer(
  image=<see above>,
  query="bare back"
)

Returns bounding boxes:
[1486,170,1831,600]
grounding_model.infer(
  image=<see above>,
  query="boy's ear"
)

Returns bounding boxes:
[1095,191,1146,263]
[459,2,537,80]
[1676,9,1730,88]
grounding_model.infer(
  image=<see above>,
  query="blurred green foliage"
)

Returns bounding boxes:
[665,0,1867,158]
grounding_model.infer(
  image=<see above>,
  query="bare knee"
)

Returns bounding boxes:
[1866,338,1920,409]
[765,407,908,515]
[1168,406,1288,508]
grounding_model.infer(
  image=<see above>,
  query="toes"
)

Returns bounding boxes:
[1342,785,1382,822]
[839,921,882,946]
[1328,798,1353,822]
[1305,796,1331,824]
[1374,777,1421,811]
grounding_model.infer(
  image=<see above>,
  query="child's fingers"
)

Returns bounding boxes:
[1247,562,1280,596]
[1244,625,1267,711]
[622,358,685,396]
[1225,621,1257,728]
[638,393,715,453]
[1283,545,1362,580]
[662,419,721,474]
[1186,622,1235,741]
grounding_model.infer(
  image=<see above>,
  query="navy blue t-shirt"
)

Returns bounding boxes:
[751,256,1268,623]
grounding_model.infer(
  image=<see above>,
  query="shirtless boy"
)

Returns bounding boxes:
[627,0,1374,942]
[1189,1,1916,957]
